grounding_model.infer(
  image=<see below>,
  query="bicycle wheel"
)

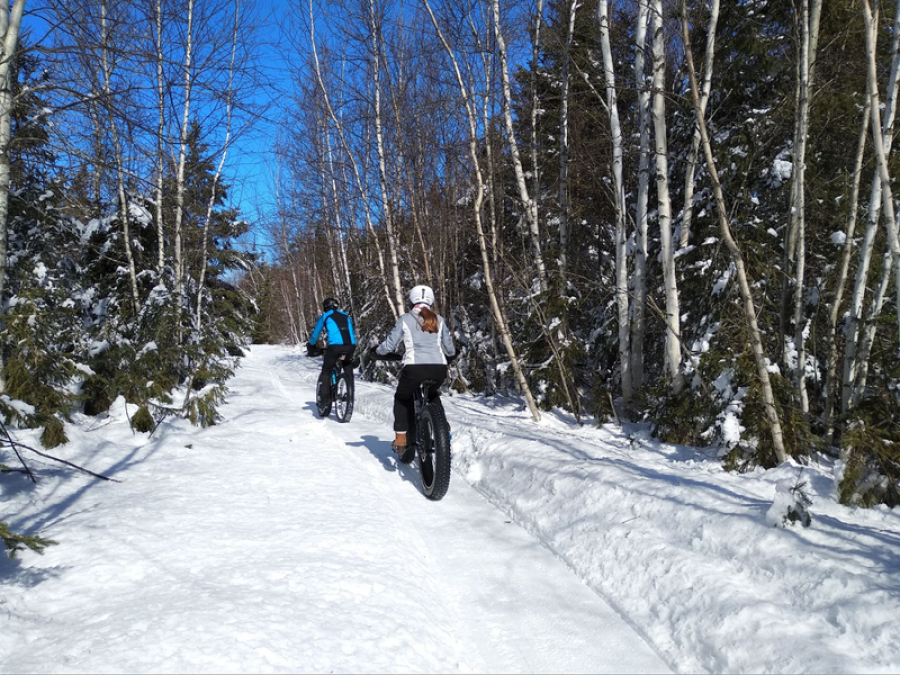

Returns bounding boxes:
[334,372,354,423]
[418,402,451,501]
[315,373,332,418]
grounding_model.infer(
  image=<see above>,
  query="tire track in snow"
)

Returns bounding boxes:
[274,347,671,674]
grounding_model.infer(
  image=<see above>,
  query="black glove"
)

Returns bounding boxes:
[447,352,458,364]
[369,345,379,355]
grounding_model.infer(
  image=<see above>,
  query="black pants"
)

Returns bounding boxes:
[393,364,448,433]
[319,345,356,403]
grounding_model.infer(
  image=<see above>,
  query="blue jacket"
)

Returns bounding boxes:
[310,309,356,347]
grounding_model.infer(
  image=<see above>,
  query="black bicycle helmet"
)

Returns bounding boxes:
[322,297,339,312]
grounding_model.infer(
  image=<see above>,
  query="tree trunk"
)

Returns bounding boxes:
[788,0,821,420]
[631,0,651,389]
[173,0,197,345]
[369,0,405,313]
[680,0,719,249]
[491,0,547,294]
[651,0,684,394]
[530,0,544,275]
[100,0,141,317]
[424,0,541,422]
[682,0,787,464]
[153,0,166,275]
[308,0,398,319]
[823,99,869,435]
[852,0,900,405]
[0,0,26,394]
[598,0,632,411]
[842,0,900,413]
[557,0,577,286]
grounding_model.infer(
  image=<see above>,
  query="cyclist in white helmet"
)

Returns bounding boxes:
[372,285,456,454]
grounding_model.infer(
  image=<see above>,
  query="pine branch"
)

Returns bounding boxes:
[0,521,57,559]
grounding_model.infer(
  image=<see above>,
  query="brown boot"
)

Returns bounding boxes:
[391,432,407,451]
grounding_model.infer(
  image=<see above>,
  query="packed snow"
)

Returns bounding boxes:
[2,345,900,673]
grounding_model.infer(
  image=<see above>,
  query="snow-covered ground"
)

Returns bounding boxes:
[2,345,899,673]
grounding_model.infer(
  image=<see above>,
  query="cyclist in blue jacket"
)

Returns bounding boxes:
[308,297,357,406]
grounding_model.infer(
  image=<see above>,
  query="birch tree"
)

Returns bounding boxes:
[368,0,405,314]
[556,0,577,285]
[785,0,822,419]
[491,0,548,294]
[307,0,400,319]
[651,0,684,394]
[172,0,196,341]
[681,0,787,464]
[529,0,544,270]
[822,97,869,433]
[851,0,900,405]
[679,0,718,249]
[842,0,900,413]
[631,0,651,389]
[153,0,168,275]
[597,0,632,409]
[0,0,27,324]
[423,0,541,422]
[99,0,142,316]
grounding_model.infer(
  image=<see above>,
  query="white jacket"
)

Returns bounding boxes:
[376,308,455,366]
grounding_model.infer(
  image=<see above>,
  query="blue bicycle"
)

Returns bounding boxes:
[309,347,355,423]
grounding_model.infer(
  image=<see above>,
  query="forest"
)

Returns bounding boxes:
[0,0,898,555]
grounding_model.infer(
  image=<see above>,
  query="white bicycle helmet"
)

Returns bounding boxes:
[408,284,435,307]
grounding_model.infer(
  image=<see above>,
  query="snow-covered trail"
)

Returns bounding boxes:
[1,346,670,674]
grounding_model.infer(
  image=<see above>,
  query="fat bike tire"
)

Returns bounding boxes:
[315,376,332,418]
[335,374,354,423]
[418,403,451,501]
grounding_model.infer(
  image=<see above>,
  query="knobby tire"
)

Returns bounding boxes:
[419,402,451,501]
[335,373,354,423]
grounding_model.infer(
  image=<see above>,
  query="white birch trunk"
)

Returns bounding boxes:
[852,0,900,404]
[789,0,821,418]
[325,123,354,317]
[173,0,196,343]
[651,0,684,394]
[0,0,25,394]
[598,0,632,409]
[424,0,541,422]
[308,0,398,319]
[679,0,719,249]
[631,0,651,389]
[682,0,788,463]
[842,0,900,412]
[181,0,240,414]
[100,0,141,317]
[193,0,238,334]
[153,0,166,275]
[530,0,544,264]
[823,99,869,432]
[557,0,577,284]
[369,0,405,313]
[491,0,547,294]
[384,57,432,283]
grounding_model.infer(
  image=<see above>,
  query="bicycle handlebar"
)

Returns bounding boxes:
[370,350,403,362]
